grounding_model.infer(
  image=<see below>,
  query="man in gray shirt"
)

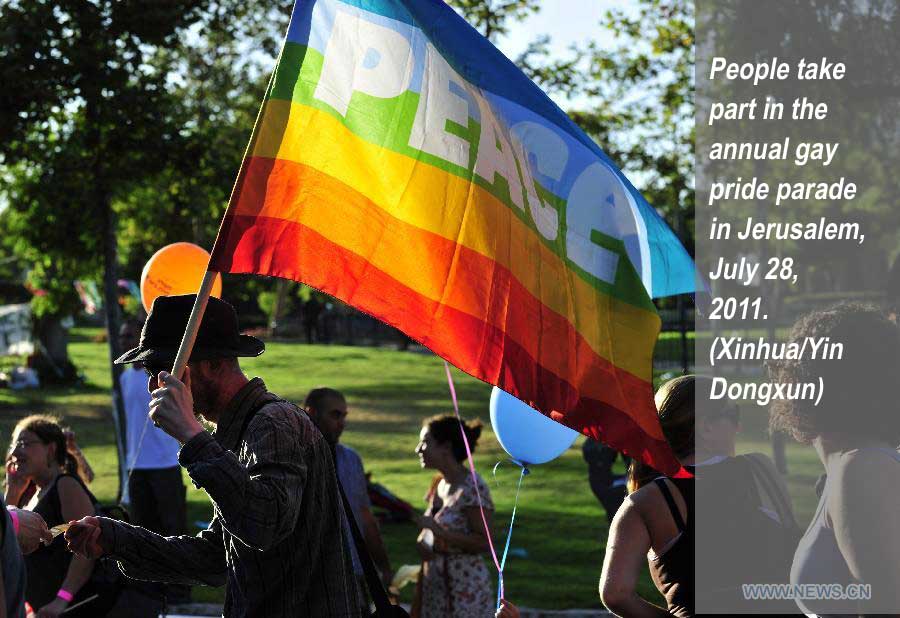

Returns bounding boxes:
[304,387,393,598]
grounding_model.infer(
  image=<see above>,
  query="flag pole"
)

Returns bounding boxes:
[166,33,286,381]
[170,269,218,379]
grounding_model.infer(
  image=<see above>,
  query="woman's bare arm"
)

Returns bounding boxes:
[419,507,493,554]
[55,477,97,597]
[599,497,670,618]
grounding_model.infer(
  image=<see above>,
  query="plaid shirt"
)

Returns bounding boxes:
[99,378,362,617]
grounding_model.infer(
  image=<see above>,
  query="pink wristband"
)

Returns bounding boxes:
[56,589,74,603]
[7,508,19,536]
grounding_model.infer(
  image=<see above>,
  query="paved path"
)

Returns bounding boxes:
[160,602,612,617]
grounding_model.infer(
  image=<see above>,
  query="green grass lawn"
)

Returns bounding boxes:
[0,328,823,609]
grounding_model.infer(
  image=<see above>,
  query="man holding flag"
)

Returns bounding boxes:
[66,295,361,617]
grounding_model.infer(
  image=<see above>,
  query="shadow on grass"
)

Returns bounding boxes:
[183,492,618,610]
[2,382,109,399]
[70,329,106,344]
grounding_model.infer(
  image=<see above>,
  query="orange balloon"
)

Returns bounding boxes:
[140,243,223,313]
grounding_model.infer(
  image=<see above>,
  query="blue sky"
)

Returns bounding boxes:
[494,1,630,107]
[497,1,620,57]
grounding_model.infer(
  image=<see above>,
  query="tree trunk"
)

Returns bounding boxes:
[101,198,128,502]
[269,279,288,335]
[32,314,75,383]
[88,92,128,503]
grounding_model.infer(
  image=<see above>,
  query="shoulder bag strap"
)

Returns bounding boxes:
[741,455,797,529]
[335,466,395,615]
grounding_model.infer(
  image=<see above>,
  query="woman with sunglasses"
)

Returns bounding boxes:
[5,415,105,617]
[599,375,797,617]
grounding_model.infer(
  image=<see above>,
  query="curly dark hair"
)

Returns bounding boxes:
[768,303,900,445]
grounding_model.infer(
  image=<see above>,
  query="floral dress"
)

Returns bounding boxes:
[420,473,495,618]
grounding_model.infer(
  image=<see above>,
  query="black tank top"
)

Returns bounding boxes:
[648,475,695,618]
[26,474,99,614]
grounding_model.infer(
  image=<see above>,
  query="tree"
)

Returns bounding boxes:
[0,0,290,358]
[0,0,287,498]
[0,1,209,372]
[449,0,540,41]
[576,1,694,253]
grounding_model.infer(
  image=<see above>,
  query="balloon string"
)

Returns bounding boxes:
[494,460,528,610]
[443,362,503,587]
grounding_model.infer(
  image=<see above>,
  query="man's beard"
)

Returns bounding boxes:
[191,374,216,418]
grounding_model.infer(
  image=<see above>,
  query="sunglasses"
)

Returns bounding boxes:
[9,438,43,452]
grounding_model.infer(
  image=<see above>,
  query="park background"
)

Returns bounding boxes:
[0,0,822,611]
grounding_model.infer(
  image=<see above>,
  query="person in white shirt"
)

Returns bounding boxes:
[118,319,189,604]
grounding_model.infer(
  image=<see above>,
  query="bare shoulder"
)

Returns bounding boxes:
[56,475,95,519]
[626,480,668,518]
[607,494,650,542]
[56,474,89,499]
[832,448,900,494]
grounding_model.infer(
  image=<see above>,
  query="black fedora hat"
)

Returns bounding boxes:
[114,295,264,366]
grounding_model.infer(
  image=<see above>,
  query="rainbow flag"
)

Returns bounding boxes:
[210,0,694,474]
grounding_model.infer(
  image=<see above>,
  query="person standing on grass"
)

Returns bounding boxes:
[772,303,900,615]
[117,318,190,605]
[304,387,394,603]
[65,294,361,618]
[412,414,494,618]
[582,439,629,523]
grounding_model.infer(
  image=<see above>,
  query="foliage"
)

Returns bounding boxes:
[114,1,291,279]
[0,0,293,356]
[576,0,695,252]
[699,0,900,295]
[0,0,209,317]
[0,0,697,346]
[257,290,278,318]
[448,0,540,41]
